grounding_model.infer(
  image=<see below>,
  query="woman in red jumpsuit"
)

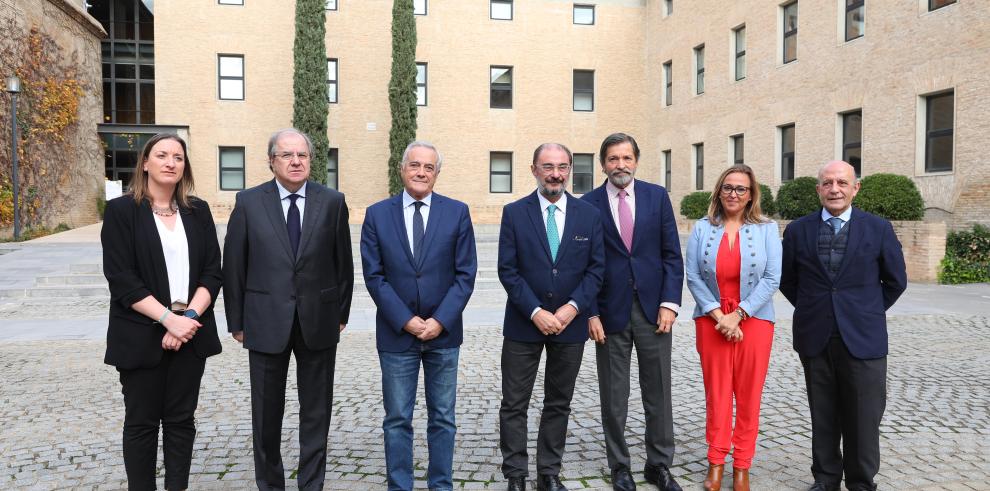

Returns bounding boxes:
[685,165,782,490]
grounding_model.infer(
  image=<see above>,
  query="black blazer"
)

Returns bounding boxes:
[102,195,223,369]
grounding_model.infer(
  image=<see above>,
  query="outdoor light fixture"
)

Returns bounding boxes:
[6,74,21,240]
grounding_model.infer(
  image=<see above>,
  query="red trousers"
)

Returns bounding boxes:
[695,317,773,468]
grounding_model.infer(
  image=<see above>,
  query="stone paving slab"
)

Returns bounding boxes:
[1,314,988,490]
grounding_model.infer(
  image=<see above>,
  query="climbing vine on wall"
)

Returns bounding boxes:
[0,19,87,228]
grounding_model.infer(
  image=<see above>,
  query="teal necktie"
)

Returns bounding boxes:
[546,204,560,261]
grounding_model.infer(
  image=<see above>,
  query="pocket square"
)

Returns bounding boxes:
[573,235,589,241]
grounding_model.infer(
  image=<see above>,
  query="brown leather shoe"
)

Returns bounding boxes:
[732,467,749,491]
[703,463,724,491]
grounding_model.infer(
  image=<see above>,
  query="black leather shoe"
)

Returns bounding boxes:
[643,464,682,491]
[611,467,637,491]
[808,483,839,491]
[507,476,527,491]
[537,474,568,491]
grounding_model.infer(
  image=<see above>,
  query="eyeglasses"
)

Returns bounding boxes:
[274,152,311,162]
[538,163,571,173]
[720,184,750,196]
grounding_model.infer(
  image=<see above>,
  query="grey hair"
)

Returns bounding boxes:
[267,128,315,160]
[401,141,443,171]
[816,160,859,184]
[532,143,573,165]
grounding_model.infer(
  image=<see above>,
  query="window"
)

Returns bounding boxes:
[416,63,427,106]
[782,1,798,64]
[663,61,672,106]
[327,58,338,103]
[219,147,245,190]
[414,0,426,15]
[664,0,673,17]
[490,66,512,109]
[779,124,795,181]
[490,152,513,193]
[663,150,672,190]
[929,0,956,11]
[842,110,862,176]
[326,0,336,10]
[693,143,704,190]
[731,134,744,165]
[219,0,243,5]
[573,70,594,111]
[845,0,864,41]
[572,154,594,194]
[327,148,339,189]
[925,91,953,173]
[89,0,156,125]
[733,26,746,80]
[491,0,512,20]
[694,44,705,95]
[218,54,244,100]
[574,4,594,25]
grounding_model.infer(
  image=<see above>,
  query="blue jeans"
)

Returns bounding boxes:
[379,345,459,491]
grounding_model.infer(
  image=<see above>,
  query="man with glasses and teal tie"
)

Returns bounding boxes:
[497,143,606,491]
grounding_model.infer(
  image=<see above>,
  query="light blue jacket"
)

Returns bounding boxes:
[685,217,782,322]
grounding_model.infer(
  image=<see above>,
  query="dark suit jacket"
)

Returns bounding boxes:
[222,179,354,354]
[102,196,223,370]
[581,180,684,333]
[498,191,605,343]
[780,207,907,359]
[360,193,477,352]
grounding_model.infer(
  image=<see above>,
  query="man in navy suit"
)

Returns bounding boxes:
[361,141,477,491]
[780,160,906,491]
[498,143,605,491]
[582,133,684,491]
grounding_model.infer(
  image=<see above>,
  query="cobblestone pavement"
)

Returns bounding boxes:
[2,314,989,490]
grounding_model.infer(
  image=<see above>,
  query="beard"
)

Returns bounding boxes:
[537,177,566,198]
[608,169,634,188]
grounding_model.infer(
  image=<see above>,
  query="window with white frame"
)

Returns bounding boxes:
[219,147,245,190]
[490,152,512,192]
[663,61,672,106]
[694,44,705,95]
[573,70,594,111]
[327,58,338,103]
[219,0,243,5]
[574,4,594,25]
[327,148,339,189]
[491,0,512,20]
[733,26,746,80]
[416,63,427,106]
[490,66,512,108]
[572,154,594,194]
[782,1,798,64]
[326,0,337,11]
[414,0,426,15]
[218,54,244,100]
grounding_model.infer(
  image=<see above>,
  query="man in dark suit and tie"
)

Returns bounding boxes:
[361,141,477,491]
[222,128,354,491]
[498,143,606,491]
[582,133,684,491]
[780,160,906,491]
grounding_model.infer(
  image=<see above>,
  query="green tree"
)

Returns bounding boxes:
[292,0,329,184]
[387,0,418,195]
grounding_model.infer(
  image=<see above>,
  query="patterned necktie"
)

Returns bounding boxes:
[828,216,843,235]
[617,189,634,252]
[546,204,560,262]
[287,194,301,257]
[413,201,425,261]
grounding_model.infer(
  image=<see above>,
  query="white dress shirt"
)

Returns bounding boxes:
[531,192,579,318]
[275,180,307,223]
[821,206,853,231]
[402,190,432,253]
[153,214,190,305]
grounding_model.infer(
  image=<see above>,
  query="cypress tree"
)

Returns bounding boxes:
[293,0,329,184]
[387,0,418,195]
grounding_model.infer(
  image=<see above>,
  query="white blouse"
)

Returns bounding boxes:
[153,213,190,305]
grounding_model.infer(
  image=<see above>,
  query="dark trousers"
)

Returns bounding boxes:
[118,345,206,491]
[800,336,886,491]
[499,338,584,478]
[249,321,337,491]
[596,297,675,472]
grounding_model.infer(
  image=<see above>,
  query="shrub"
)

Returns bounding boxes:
[680,191,711,220]
[939,224,990,284]
[853,173,925,221]
[97,195,106,220]
[758,183,776,218]
[775,177,820,219]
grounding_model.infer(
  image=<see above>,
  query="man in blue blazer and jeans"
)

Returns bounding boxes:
[781,160,906,491]
[361,141,477,491]
[582,133,684,491]
[498,143,605,491]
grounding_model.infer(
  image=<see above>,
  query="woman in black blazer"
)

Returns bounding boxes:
[101,133,222,491]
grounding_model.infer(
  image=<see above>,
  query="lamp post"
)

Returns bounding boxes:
[5,75,20,240]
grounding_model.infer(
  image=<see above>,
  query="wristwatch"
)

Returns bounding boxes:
[183,308,200,320]
[735,307,748,321]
